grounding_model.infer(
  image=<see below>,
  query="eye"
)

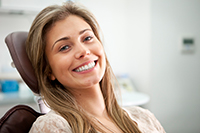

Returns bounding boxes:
[83,36,93,42]
[59,45,70,52]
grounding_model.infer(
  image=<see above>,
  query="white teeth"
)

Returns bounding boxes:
[85,65,89,69]
[75,62,96,72]
[81,66,84,70]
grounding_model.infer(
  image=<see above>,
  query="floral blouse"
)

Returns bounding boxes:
[29,106,165,133]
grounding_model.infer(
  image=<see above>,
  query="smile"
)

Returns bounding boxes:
[74,61,96,72]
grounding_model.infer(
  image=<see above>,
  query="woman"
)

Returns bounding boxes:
[27,2,165,133]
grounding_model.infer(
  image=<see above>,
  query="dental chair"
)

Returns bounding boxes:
[0,31,49,133]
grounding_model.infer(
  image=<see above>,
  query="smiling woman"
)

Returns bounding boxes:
[26,1,165,133]
[45,15,106,90]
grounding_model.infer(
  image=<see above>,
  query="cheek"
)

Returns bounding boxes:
[99,48,106,65]
[98,49,106,74]
[95,44,105,56]
[95,44,106,64]
[49,56,69,78]
[102,56,106,75]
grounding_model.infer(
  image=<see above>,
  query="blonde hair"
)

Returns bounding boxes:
[26,2,141,133]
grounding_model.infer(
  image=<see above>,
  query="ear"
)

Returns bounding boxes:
[49,73,56,81]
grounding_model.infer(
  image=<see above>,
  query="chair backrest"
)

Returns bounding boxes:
[0,105,43,133]
[0,32,49,133]
[5,31,51,112]
[5,31,51,114]
[5,31,39,94]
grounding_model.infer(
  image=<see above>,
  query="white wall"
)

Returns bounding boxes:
[150,0,200,133]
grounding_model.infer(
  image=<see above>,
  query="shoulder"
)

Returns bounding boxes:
[29,110,72,133]
[124,106,166,133]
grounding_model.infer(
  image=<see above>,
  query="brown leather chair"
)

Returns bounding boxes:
[0,32,45,133]
[0,105,42,133]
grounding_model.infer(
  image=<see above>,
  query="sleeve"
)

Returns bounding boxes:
[29,111,72,133]
[125,106,166,133]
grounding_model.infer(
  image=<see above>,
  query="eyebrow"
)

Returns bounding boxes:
[51,28,92,50]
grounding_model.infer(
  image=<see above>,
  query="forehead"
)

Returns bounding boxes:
[44,15,92,51]
[51,15,90,33]
[45,15,91,42]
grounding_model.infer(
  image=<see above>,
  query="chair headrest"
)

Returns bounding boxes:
[5,31,39,94]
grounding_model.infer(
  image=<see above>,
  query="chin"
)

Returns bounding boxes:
[82,77,101,87]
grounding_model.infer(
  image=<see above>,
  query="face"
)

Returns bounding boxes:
[45,15,106,91]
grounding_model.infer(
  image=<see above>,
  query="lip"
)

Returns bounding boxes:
[72,60,98,72]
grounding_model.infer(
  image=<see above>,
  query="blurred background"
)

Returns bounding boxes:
[0,0,200,132]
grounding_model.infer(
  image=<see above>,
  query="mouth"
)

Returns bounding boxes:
[73,60,97,72]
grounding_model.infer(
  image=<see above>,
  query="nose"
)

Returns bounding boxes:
[74,43,90,59]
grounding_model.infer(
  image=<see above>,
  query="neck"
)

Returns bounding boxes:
[72,84,107,118]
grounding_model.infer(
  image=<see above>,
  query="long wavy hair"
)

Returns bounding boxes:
[26,2,141,133]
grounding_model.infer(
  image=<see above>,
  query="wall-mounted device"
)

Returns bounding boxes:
[179,35,195,54]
